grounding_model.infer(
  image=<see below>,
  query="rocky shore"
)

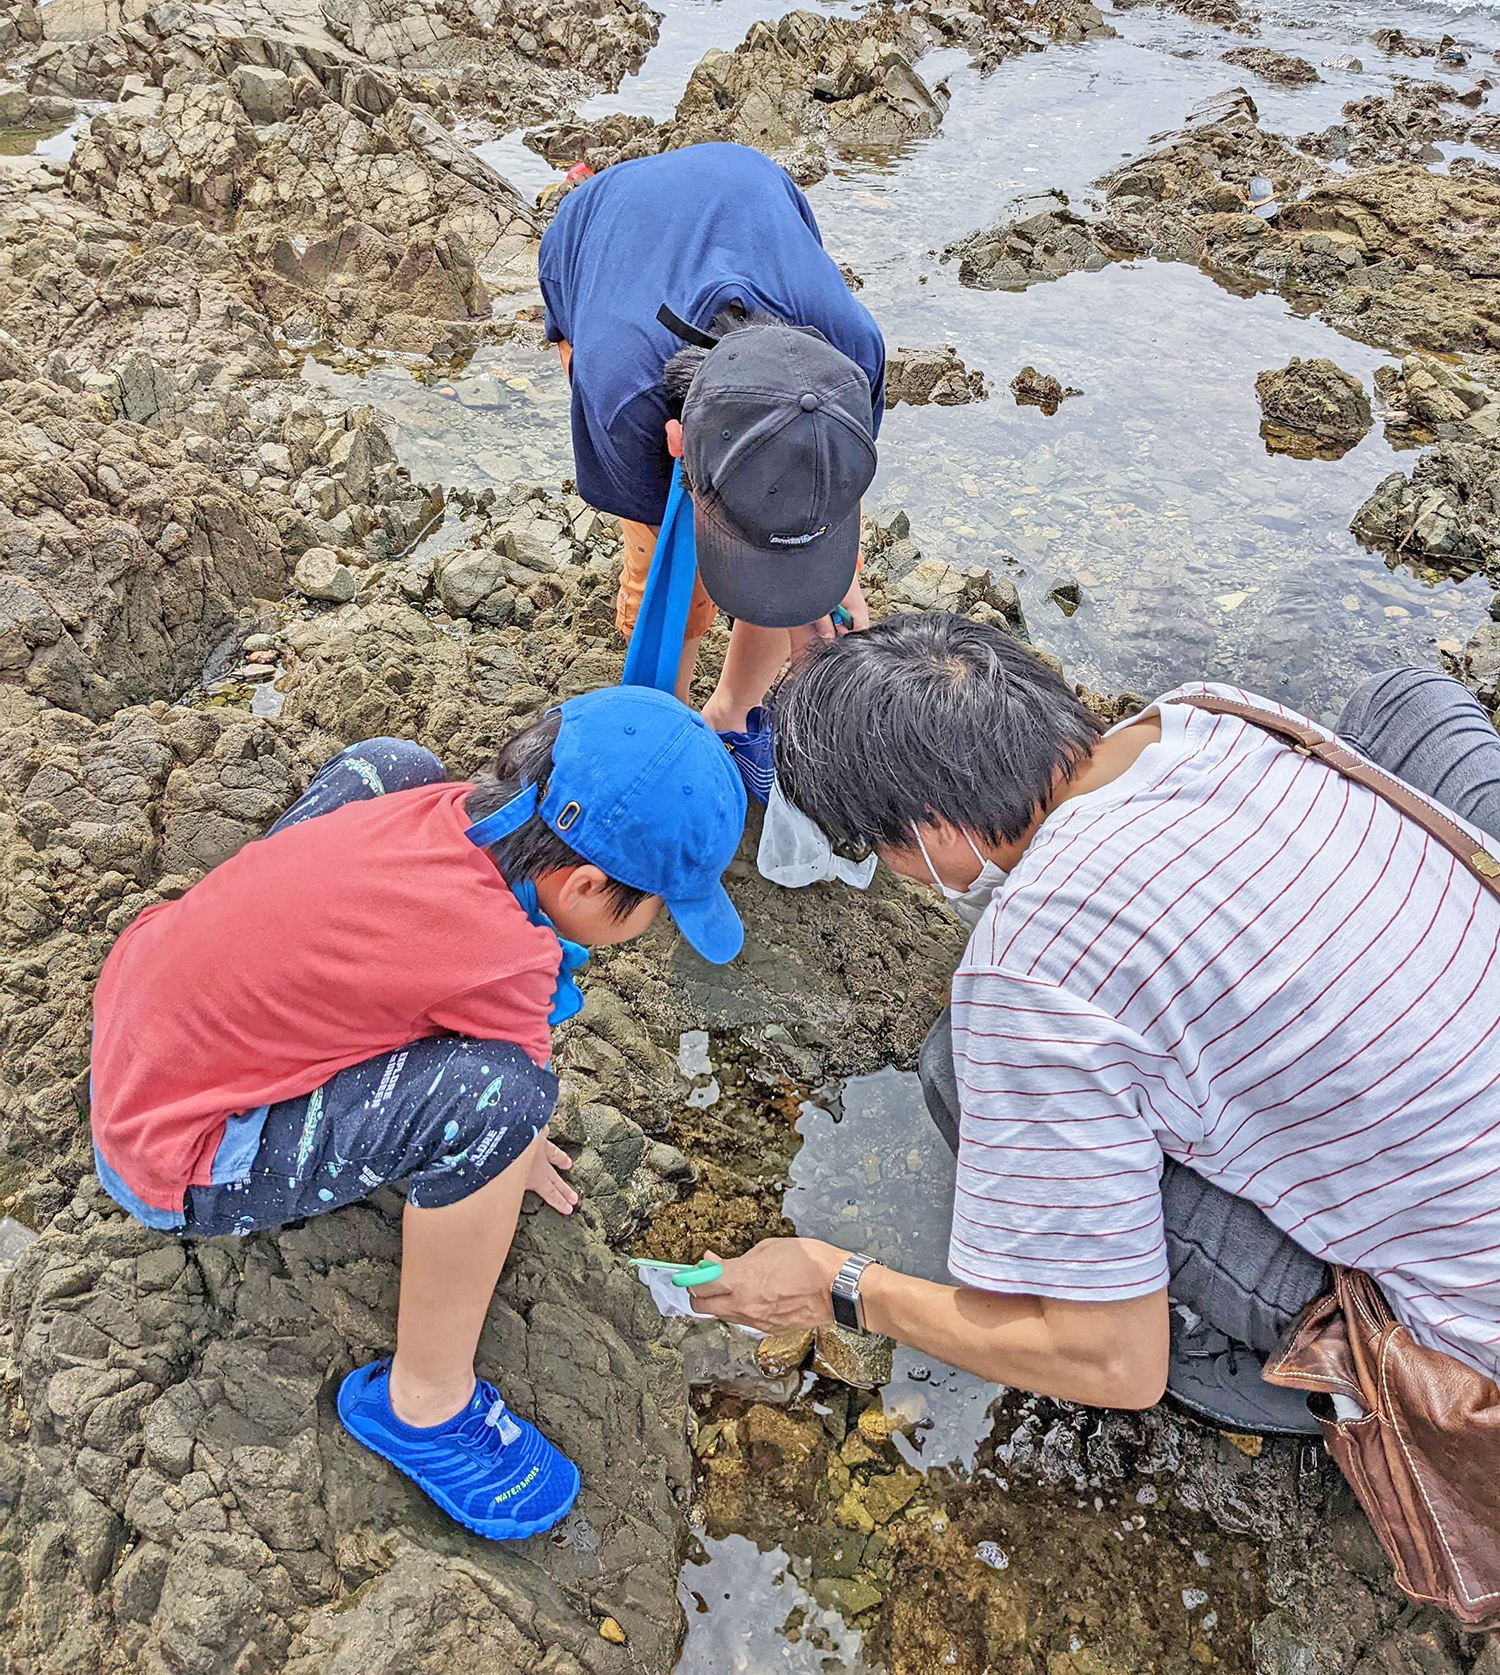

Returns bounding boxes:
[2,0,1500,1671]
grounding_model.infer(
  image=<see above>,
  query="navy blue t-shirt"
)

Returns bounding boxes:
[538,143,886,526]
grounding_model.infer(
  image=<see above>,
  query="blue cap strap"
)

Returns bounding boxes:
[464,783,539,849]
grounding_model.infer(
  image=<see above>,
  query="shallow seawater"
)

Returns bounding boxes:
[315,0,1500,718]
[671,1058,1269,1675]
[787,1068,1000,1470]
[0,118,75,158]
[301,339,571,490]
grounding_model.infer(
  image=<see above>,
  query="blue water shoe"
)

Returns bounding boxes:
[719,705,774,805]
[337,1360,580,1538]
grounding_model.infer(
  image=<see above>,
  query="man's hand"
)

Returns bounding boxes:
[698,1239,1169,1409]
[689,1236,848,1332]
[525,1138,577,1215]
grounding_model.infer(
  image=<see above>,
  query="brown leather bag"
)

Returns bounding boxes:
[1169,693,1500,1628]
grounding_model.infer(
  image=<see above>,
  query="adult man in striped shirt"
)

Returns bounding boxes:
[692,613,1500,1433]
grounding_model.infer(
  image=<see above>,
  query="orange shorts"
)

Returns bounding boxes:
[614,516,719,641]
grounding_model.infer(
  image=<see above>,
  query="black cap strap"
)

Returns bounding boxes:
[656,302,719,351]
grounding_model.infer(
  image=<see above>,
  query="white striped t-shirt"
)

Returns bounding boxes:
[950,682,1500,1381]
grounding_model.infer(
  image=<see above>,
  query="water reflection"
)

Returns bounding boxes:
[788,1068,1004,1472]
[673,1057,1270,1675]
[676,1535,874,1675]
[428,0,1500,714]
[0,115,82,159]
[302,251,1489,717]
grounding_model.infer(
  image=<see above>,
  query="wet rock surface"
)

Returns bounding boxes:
[2,0,1500,1667]
[1093,92,1500,360]
[1110,0,1253,33]
[1009,364,1081,415]
[943,194,1113,291]
[1300,78,1475,169]
[1374,353,1500,448]
[1097,87,1324,262]
[1369,27,1469,67]
[1352,442,1500,575]
[1254,355,1372,459]
[1221,45,1317,86]
[885,344,987,408]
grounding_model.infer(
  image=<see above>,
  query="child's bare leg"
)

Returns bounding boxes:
[700,620,794,734]
[388,1128,545,1427]
[677,634,703,703]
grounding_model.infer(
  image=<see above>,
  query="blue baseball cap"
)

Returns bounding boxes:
[464,687,747,963]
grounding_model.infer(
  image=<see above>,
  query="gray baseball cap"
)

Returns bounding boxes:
[681,324,877,630]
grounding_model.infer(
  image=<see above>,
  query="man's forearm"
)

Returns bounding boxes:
[858,1262,1168,1409]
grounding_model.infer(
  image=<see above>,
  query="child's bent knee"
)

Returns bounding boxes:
[404,1041,556,1211]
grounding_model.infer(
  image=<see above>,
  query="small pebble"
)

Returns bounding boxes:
[598,1616,626,1644]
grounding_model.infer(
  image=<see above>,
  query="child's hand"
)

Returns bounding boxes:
[526,1139,578,1215]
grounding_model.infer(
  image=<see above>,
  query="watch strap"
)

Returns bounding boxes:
[831,1252,877,1333]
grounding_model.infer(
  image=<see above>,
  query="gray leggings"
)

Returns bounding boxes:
[918,667,1500,1356]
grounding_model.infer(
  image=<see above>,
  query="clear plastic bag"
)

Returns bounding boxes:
[757,777,877,890]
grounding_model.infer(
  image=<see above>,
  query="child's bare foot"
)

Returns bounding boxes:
[386,1362,475,1428]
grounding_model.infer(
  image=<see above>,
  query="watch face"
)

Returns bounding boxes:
[831,1287,861,1332]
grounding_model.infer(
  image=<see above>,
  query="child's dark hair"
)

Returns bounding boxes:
[465,710,652,921]
[662,306,783,417]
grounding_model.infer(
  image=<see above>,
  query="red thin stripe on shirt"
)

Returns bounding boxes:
[1139,777,1355,1039]
[1175,803,1398,1076]
[949,1251,1170,1293]
[1109,767,1333,1019]
[990,717,1230,965]
[955,1069,1195,1146]
[954,1159,1155,1185]
[1269,1028,1500,1226]
[953,1205,1162,1242]
[1193,833,1438,1120]
[1054,748,1287,991]
[1211,873,1486,1178]
[950,1228,1165,1267]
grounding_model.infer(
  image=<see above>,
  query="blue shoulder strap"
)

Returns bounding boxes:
[621,459,696,695]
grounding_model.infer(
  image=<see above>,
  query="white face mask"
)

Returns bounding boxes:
[911,825,1007,929]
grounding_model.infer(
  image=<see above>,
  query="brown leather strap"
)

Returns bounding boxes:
[1165,693,1500,900]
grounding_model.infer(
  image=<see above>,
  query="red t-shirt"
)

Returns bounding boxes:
[91,783,560,1211]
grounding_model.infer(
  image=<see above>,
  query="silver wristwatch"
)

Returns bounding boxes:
[831,1252,878,1333]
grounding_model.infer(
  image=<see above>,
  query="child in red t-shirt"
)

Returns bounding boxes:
[89,687,745,1540]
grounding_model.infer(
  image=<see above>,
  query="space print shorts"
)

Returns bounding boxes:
[181,1034,558,1237]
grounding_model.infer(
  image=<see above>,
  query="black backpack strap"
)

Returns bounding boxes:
[656,302,719,350]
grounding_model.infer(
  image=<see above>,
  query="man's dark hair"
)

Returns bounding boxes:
[465,710,651,921]
[663,306,783,416]
[769,613,1103,849]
